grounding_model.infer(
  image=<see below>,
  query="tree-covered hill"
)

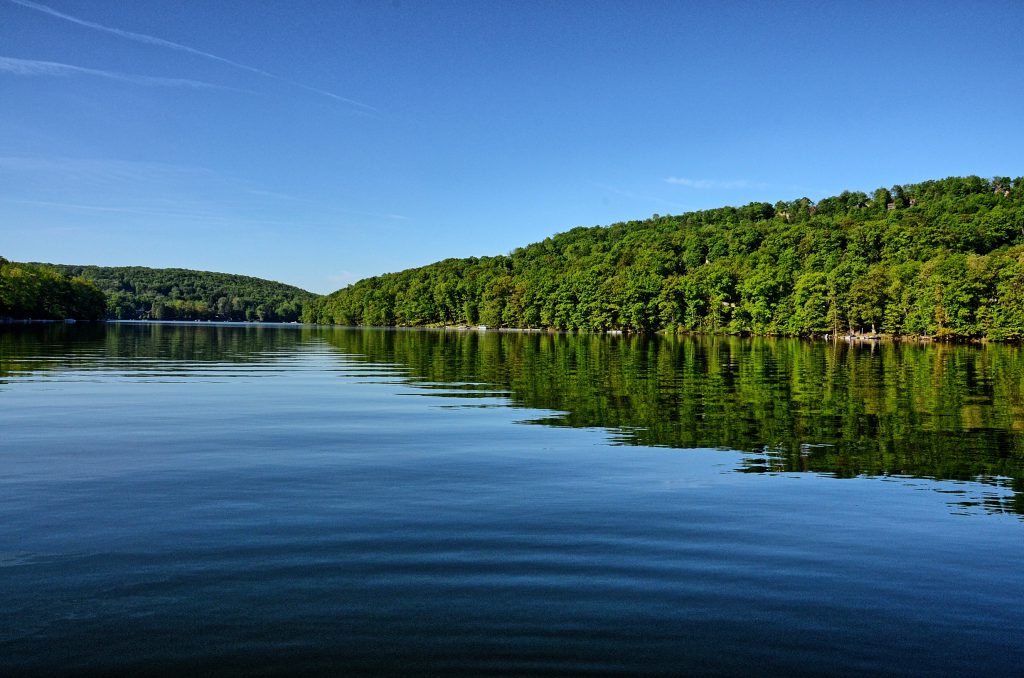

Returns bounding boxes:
[303,175,1024,340]
[33,264,318,322]
[0,258,106,320]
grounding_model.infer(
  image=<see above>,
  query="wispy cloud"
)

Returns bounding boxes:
[0,196,226,220]
[593,183,686,209]
[327,271,363,286]
[664,177,767,190]
[0,196,353,231]
[243,187,301,201]
[6,0,376,112]
[0,157,285,225]
[0,155,224,190]
[0,55,227,89]
[338,208,408,221]
[0,155,409,229]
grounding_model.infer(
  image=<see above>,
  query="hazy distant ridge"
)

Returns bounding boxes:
[20,263,317,322]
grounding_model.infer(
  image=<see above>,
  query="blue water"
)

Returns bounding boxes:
[1,323,1021,676]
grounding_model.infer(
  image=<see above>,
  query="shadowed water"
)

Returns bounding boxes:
[1,323,1022,676]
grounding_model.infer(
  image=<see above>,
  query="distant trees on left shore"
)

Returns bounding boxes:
[0,258,106,320]
[2,260,317,321]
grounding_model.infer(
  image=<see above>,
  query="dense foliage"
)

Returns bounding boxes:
[38,264,318,321]
[0,257,106,320]
[304,175,1024,340]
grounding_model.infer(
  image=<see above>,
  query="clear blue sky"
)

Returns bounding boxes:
[2,0,1022,293]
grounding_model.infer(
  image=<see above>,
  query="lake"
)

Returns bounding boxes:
[1,322,1022,676]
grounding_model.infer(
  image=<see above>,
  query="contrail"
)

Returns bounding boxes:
[0,55,229,89]
[5,0,376,111]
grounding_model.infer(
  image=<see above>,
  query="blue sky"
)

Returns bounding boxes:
[2,0,1022,293]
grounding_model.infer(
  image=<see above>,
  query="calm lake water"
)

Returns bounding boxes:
[2,322,1022,676]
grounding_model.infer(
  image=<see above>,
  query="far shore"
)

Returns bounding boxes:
[2,318,1003,344]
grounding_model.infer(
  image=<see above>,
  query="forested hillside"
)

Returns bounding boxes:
[0,258,106,320]
[303,176,1024,340]
[34,265,317,322]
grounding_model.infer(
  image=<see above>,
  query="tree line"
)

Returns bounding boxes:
[0,258,106,320]
[39,264,317,322]
[303,175,1024,340]
[2,261,317,322]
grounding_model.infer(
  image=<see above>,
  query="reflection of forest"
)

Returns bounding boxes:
[0,322,309,379]
[320,329,1024,515]
[3,324,1021,514]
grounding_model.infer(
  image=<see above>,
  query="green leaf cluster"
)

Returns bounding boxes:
[304,175,1024,340]
[0,258,106,320]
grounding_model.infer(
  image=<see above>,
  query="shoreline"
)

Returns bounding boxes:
[2,318,1009,344]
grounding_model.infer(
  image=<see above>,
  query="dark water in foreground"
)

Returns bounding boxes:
[1,323,1022,676]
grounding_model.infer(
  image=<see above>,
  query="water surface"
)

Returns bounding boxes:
[1,323,1022,676]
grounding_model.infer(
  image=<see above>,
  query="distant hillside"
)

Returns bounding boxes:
[303,175,1024,340]
[38,264,318,322]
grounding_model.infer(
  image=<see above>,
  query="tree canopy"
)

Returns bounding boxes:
[303,175,1024,340]
[37,264,318,322]
[0,258,106,320]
